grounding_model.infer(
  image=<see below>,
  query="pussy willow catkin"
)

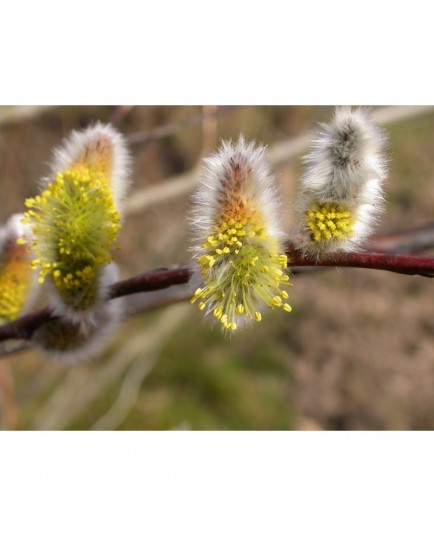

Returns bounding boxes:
[190,137,292,333]
[0,214,36,325]
[21,123,131,323]
[294,107,388,256]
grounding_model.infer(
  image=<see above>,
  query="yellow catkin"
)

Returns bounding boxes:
[191,137,293,333]
[305,202,354,243]
[0,250,31,324]
[191,205,292,332]
[22,167,121,310]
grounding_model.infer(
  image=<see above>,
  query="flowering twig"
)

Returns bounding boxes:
[0,241,432,350]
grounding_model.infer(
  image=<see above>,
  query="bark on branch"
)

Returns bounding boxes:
[0,241,432,348]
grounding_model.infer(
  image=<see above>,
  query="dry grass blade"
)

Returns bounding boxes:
[0,105,55,126]
[91,304,191,430]
[125,167,200,216]
[0,361,21,429]
[32,303,190,430]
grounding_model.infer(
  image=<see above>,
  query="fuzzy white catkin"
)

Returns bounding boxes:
[191,136,284,250]
[294,106,388,255]
[190,136,292,332]
[23,122,131,326]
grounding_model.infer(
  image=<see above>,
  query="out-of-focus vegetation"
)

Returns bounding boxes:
[1,105,434,430]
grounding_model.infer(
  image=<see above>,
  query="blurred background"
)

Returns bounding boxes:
[0,105,433,430]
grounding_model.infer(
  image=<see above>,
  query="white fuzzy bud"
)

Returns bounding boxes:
[293,107,388,256]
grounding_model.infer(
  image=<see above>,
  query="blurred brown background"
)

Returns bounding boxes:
[0,105,433,430]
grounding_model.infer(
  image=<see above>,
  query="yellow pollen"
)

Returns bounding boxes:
[305,202,354,242]
[0,254,31,324]
[194,202,292,332]
[22,166,121,311]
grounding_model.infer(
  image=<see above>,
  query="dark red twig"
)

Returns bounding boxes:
[0,307,53,343]
[286,244,434,277]
[0,269,192,344]
[0,244,433,349]
[109,268,190,298]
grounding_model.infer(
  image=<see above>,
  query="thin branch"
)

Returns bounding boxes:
[0,307,53,343]
[0,268,191,344]
[109,267,190,298]
[109,106,135,127]
[366,222,434,253]
[286,244,434,277]
[126,106,238,146]
[0,241,433,350]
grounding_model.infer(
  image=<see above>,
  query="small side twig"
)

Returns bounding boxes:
[366,222,434,254]
[127,106,237,146]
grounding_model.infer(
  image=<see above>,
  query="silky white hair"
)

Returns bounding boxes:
[47,261,121,326]
[189,136,291,331]
[49,122,131,212]
[33,262,124,364]
[0,213,27,250]
[294,107,388,255]
[36,124,131,323]
[191,135,284,259]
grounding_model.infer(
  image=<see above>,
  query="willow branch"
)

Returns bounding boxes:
[0,268,191,344]
[127,106,238,146]
[0,241,433,349]
[109,267,190,298]
[286,245,434,277]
